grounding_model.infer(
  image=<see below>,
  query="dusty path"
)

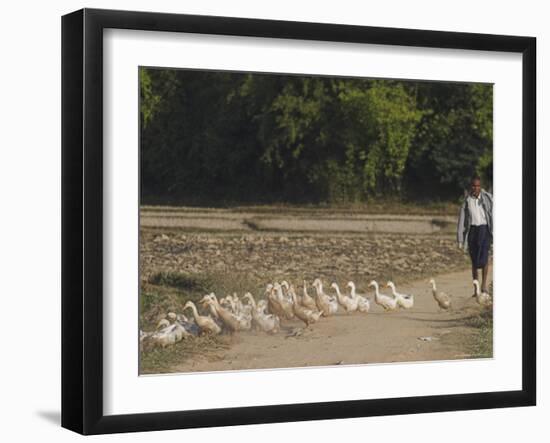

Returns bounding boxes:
[169,268,492,374]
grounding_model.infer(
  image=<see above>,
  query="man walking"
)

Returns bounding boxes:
[457,175,493,295]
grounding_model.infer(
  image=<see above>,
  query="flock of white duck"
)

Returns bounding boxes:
[140,277,492,349]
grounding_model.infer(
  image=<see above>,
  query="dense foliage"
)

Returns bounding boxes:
[140,68,492,205]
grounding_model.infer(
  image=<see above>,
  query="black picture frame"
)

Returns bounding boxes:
[61,8,536,435]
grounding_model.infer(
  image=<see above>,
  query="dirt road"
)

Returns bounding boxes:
[167,268,491,374]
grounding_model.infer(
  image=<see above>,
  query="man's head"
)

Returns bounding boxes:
[470,175,481,197]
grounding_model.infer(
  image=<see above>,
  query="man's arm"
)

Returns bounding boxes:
[484,190,493,212]
[457,201,466,247]
[482,189,493,236]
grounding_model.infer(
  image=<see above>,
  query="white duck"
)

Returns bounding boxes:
[369,280,398,311]
[347,281,370,313]
[165,322,189,342]
[219,295,234,312]
[271,283,295,320]
[215,293,250,329]
[266,283,281,317]
[232,293,246,316]
[331,282,358,313]
[236,303,253,331]
[289,290,324,326]
[287,284,301,305]
[312,278,338,316]
[242,292,280,333]
[473,279,492,307]
[156,318,170,330]
[243,293,279,332]
[428,278,452,310]
[148,322,190,348]
[386,281,414,309]
[183,300,222,335]
[140,329,151,343]
[199,294,220,319]
[267,289,284,319]
[203,294,249,332]
[256,299,268,315]
[301,280,318,311]
[176,313,189,323]
[242,292,260,315]
[280,280,294,304]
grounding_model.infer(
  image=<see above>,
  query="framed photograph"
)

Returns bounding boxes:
[62,8,536,435]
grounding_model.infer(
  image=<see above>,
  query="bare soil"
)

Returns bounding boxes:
[140,231,468,286]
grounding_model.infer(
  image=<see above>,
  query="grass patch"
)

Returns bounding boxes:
[148,271,212,292]
[140,272,212,330]
[140,334,231,374]
[139,270,263,373]
[464,309,493,358]
[140,271,265,329]
[139,270,270,372]
[147,270,265,299]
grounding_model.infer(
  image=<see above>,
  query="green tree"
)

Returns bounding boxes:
[406,82,493,198]
[139,68,492,205]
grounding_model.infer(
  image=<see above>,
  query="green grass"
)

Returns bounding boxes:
[140,271,210,331]
[139,271,233,373]
[139,270,268,374]
[140,270,265,335]
[146,270,265,300]
[140,334,231,374]
[148,271,213,293]
[464,309,493,358]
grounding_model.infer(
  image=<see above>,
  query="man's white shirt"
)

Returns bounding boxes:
[466,194,488,226]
